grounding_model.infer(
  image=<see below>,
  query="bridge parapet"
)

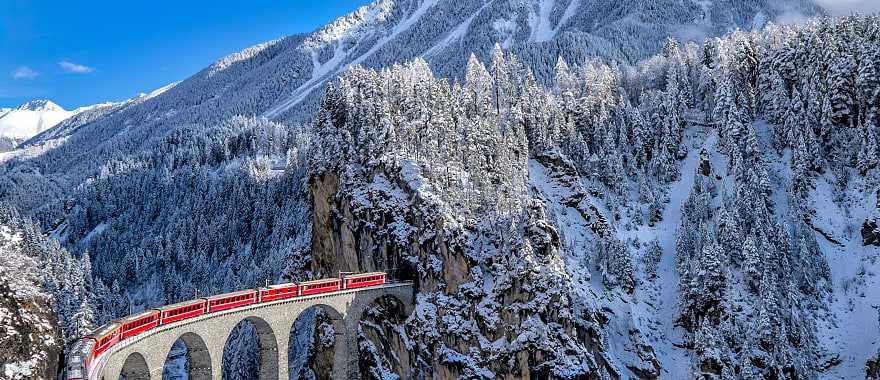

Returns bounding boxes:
[92,283,414,380]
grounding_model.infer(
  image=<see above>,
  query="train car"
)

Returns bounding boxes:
[65,338,96,380]
[298,278,342,296]
[160,298,207,324]
[89,322,121,359]
[206,289,258,313]
[342,272,386,290]
[259,282,298,303]
[119,310,161,340]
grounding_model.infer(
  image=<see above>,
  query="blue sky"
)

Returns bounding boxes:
[1,0,369,109]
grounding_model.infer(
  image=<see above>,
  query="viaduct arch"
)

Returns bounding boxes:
[93,283,413,380]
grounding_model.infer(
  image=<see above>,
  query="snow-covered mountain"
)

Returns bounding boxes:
[20,0,825,151]
[2,0,824,204]
[0,100,74,141]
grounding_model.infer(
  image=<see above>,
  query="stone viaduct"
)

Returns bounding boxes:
[91,283,414,380]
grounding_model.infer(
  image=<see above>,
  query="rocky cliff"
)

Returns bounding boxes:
[309,154,657,378]
[0,209,64,380]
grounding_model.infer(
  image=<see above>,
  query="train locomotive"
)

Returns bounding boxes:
[65,272,386,380]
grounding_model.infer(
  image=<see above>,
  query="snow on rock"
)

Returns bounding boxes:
[0,207,65,379]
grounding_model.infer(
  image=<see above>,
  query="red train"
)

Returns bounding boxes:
[65,272,387,380]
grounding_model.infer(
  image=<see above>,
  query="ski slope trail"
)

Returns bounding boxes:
[652,128,718,377]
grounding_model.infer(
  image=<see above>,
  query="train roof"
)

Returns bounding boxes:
[343,272,386,278]
[88,322,120,339]
[160,298,206,311]
[119,309,160,323]
[263,282,297,289]
[206,288,257,300]
[298,278,341,286]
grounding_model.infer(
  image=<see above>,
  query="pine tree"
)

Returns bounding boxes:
[828,53,856,125]
[465,54,493,118]
[490,44,507,114]
[757,271,781,349]
[858,117,879,174]
[858,44,880,125]
[716,205,740,260]
[742,234,761,292]
[696,238,726,320]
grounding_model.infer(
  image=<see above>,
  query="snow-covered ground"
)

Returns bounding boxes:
[816,174,880,378]
[607,127,716,377]
[647,128,717,377]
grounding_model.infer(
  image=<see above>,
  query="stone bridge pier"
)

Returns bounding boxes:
[94,284,414,380]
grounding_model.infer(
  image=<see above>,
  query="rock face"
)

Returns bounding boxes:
[863,220,880,247]
[0,221,64,380]
[869,353,880,379]
[309,161,631,379]
[0,279,62,380]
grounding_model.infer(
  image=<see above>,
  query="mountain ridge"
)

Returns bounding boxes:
[15,100,64,112]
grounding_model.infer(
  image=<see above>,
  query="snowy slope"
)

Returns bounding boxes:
[814,172,880,378]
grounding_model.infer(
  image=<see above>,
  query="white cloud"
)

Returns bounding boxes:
[59,60,94,73]
[12,66,39,79]
[815,0,880,16]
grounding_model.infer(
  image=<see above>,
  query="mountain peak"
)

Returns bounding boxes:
[17,100,65,112]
